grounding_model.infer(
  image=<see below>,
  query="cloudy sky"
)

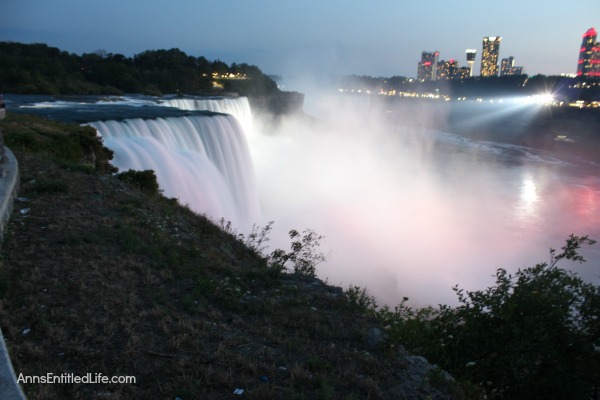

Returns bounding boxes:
[1,0,598,78]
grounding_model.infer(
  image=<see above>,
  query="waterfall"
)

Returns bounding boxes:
[89,114,261,231]
[160,97,254,135]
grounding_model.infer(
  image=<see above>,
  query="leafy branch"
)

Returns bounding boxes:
[217,219,327,277]
[550,234,596,267]
[269,229,326,276]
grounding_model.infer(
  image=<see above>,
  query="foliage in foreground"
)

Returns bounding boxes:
[223,217,600,399]
[218,219,327,278]
[348,235,600,400]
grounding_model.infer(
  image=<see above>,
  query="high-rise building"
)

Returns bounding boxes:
[577,27,600,78]
[481,36,502,77]
[466,49,477,77]
[437,59,460,80]
[417,51,439,81]
[436,59,470,81]
[501,56,524,76]
[500,56,514,76]
[511,66,524,75]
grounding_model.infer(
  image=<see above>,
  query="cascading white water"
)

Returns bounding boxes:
[89,114,261,231]
[73,92,600,307]
[161,97,254,136]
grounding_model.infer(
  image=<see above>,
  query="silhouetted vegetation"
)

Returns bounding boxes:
[0,42,280,97]
[350,235,600,400]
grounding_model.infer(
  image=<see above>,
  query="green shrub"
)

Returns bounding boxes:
[345,286,378,315]
[269,229,326,277]
[218,220,327,278]
[115,169,160,195]
[378,235,600,400]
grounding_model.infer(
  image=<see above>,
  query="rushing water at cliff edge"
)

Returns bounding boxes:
[6,94,600,307]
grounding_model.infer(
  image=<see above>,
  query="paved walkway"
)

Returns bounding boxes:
[0,145,26,400]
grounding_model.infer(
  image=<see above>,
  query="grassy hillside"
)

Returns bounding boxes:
[0,115,459,399]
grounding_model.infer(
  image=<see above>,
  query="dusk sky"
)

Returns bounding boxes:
[1,0,599,79]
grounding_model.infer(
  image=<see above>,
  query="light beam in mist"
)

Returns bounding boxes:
[249,91,600,307]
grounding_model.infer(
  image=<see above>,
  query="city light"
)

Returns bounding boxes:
[334,86,600,108]
[519,93,555,105]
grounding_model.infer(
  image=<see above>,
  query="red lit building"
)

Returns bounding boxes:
[577,28,600,78]
[417,51,439,82]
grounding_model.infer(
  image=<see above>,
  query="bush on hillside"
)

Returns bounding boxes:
[370,235,600,400]
[115,169,161,195]
[219,220,327,278]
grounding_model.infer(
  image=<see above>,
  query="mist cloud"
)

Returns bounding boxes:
[249,84,600,307]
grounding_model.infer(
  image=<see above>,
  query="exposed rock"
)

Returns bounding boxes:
[364,326,387,351]
[392,345,457,400]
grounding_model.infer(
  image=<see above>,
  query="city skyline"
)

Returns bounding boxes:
[418,35,528,81]
[1,1,599,80]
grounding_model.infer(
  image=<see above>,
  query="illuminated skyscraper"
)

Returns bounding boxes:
[437,59,460,80]
[466,49,476,77]
[436,59,470,81]
[417,51,439,81]
[501,56,524,76]
[481,36,502,77]
[577,27,600,78]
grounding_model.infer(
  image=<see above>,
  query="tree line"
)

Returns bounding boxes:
[0,42,279,97]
